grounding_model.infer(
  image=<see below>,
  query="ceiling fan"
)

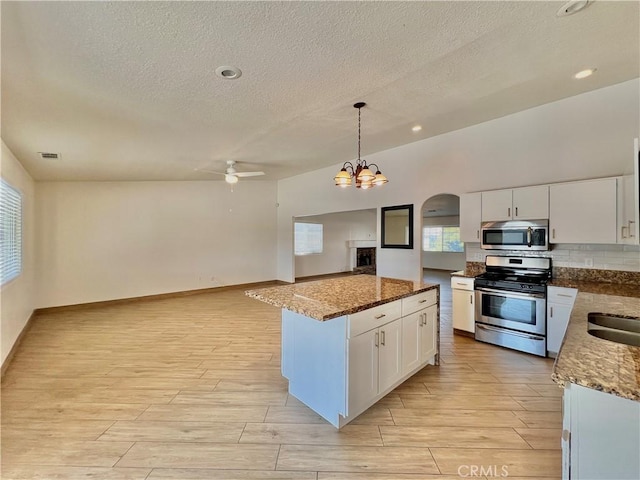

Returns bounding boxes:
[198,160,265,184]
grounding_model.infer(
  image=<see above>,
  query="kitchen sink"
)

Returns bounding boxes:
[587,313,640,347]
[588,313,640,334]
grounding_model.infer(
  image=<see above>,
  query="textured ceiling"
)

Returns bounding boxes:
[2,1,639,181]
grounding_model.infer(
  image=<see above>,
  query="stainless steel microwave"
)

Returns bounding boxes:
[480,220,549,251]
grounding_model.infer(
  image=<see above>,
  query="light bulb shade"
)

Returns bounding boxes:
[360,179,373,189]
[334,168,352,182]
[356,166,375,182]
[373,171,388,186]
[225,174,239,184]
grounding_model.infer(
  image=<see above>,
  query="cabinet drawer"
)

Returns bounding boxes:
[548,287,578,305]
[451,276,474,291]
[402,289,438,316]
[348,300,402,338]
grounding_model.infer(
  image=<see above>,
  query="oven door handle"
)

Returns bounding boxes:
[476,323,545,341]
[475,287,545,300]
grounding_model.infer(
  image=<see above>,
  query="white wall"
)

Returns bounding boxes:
[295,209,376,277]
[1,141,36,365]
[422,215,466,271]
[276,79,640,282]
[36,181,278,308]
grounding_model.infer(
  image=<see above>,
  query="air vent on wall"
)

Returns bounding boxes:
[38,152,59,159]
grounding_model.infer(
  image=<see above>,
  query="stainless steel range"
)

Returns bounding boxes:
[474,255,552,357]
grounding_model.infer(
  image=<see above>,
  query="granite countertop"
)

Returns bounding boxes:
[549,278,640,298]
[246,275,439,321]
[552,289,640,402]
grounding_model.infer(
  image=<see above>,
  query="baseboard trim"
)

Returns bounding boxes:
[1,310,36,378]
[34,280,287,315]
[453,328,475,339]
[295,271,356,283]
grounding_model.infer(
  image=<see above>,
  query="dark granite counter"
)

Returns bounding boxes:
[552,287,640,402]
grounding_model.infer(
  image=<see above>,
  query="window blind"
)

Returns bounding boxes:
[1,179,23,285]
[294,222,323,255]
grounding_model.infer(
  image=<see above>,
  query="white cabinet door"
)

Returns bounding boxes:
[513,185,549,220]
[401,312,421,375]
[460,192,482,242]
[348,329,378,415]
[452,288,475,333]
[547,303,573,355]
[378,318,403,393]
[549,178,617,244]
[482,189,513,221]
[618,175,638,244]
[420,305,438,362]
[547,286,577,356]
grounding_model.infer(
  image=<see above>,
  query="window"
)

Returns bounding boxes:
[294,222,323,255]
[423,226,463,252]
[1,179,23,284]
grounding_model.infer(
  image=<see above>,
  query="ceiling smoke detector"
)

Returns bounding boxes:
[557,0,591,17]
[38,152,59,159]
[215,66,242,80]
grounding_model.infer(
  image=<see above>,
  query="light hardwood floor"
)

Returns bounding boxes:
[1,272,562,479]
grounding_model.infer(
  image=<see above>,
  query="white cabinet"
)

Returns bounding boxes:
[348,327,379,415]
[282,289,439,428]
[460,192,482,242]
[402,304,438,375]
[549,178,617,244]
[546,287,577,356]
[482,186,549,222]
[618,174,638,244]
[451,276,475,334]
[420,304,437,360]
[563,383,640,479]
[378,318,403,392]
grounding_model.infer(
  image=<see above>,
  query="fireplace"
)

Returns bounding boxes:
[354,247,376,275]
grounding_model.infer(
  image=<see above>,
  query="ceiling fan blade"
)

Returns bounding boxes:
[234,171,265,177]
[195,168,226,176]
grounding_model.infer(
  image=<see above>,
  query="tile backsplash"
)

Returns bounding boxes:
[465,243,640,272]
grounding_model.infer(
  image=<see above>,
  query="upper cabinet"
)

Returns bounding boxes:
[618,138,640,244]
[549,178,617,244]
[460,192,482,242]
[618,175,638,244]
[481,186,549,222]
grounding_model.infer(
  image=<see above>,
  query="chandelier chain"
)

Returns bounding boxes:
[357,106,361,162]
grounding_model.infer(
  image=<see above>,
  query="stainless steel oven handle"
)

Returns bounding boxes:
[475,287,545,299]
[476,323,544,341]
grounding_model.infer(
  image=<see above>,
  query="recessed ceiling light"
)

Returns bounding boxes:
[412,125,422,132]
[574,68,596,79]
[215,66,242,80]
[557,0,591,17]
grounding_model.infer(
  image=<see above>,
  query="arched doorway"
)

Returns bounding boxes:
[420,193,465,276]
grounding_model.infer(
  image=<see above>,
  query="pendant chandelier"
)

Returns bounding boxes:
[334,102,388,189]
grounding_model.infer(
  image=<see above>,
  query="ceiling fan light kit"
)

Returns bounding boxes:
[197,160,265,184]
[334,102,388,189]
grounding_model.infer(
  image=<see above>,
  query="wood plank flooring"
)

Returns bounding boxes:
[1,271,562,479]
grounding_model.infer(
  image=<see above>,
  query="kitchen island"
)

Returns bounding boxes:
[246,275,440,428]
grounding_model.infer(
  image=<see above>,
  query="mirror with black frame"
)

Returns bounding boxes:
[381,204,414,249]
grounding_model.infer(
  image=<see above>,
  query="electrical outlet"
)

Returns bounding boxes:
[584,258,594,267]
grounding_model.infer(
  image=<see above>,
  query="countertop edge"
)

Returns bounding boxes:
[246,283,439,321]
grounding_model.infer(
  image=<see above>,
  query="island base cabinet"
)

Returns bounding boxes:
[563,383,640,479]
[281,310,348,428]
[280,292,439,429]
